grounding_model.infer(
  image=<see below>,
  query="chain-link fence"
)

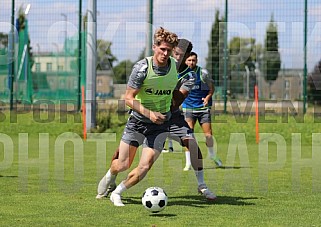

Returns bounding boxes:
[1,0,320,110]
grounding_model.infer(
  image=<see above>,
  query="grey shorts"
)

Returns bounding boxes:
[121,116,170,152]
[184,109,212,125]
[168,111,194,146]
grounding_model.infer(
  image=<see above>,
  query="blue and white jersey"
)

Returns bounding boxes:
[182,66,213,111]
[170,66,196,113]
[175,66,195,92]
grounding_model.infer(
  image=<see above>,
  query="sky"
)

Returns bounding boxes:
[1,0,321,71]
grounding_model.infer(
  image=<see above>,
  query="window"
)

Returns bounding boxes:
[284,92,289,100]
[284,80,290,89]
[270,93,276,100]
[47,63,52,72]
[48,79,54,87]
[58,65,64,71]
[73,79,78,89]
[35,63,41,72]
[59,79,66,89]
[98,79,103,86]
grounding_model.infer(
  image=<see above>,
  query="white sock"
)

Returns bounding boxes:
[97,169,117,195]
[113,181,127,195]
[168,139,173,149]
[208,147,215,159]
[194,170,205,186]
[185,151,191,166]
[106,169,117,183]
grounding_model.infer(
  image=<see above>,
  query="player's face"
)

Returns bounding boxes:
[172,47,185,62]
[152,42,174,67]
[185,55,197,70]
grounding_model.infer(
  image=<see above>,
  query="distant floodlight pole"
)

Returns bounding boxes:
[146,0,153,57]
[24,4,31,102]
[245,65,250,99]
[61,13,67,71]
[77,0,82,111]
[223,0,228,113]
[85,0,97,131]
[9,0,15,110]
[303,0,307,114]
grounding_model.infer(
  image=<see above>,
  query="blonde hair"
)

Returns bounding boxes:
[153,27,178,47]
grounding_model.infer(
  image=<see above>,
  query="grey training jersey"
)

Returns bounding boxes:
[127,58,174,123]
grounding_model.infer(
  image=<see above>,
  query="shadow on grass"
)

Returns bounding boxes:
[0,175,18,178]
[167,195,257,207]
[214,195,258,206]
[123,195,257,208]
[204,166,252,170]
[149,213,177,217]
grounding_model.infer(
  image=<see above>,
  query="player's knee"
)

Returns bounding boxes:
[137,164,150,179]
[205,134,213,145]
[128,170,139,182]
[183,138,197,149]
[139,164,150,174]
[115,161,130,172]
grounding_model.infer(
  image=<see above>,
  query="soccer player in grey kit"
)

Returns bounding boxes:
[97,36,217,206]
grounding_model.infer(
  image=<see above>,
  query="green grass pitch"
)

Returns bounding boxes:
[1,111,321,226]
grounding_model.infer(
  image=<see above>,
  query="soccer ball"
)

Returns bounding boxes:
[142,187,168,213]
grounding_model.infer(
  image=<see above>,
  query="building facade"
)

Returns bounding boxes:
[230,68,303,101]
[32,53,113,98]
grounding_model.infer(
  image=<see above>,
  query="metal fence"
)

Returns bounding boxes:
[0,0,320,112]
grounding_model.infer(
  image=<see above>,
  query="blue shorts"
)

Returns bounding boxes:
[184,109,211,125]
[121,116,170,152]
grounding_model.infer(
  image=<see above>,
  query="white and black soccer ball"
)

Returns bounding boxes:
[142,187,168,213]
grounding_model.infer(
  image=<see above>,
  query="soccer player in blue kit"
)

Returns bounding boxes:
[182,52,222,170]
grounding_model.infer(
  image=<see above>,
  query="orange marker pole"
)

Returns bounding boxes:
[81,86,87,140]
[255,85,259,144]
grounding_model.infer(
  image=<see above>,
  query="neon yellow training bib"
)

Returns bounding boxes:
[136,56,178,113]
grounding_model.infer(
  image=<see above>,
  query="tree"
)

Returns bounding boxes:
[81,13,117,71]
[0,32,8,48]
[229,37,257,71]
[17,6,34,68]
[206,10,225,86]
[0,33,8,70]
[83,14,88,31]
[308,60,321,104]
[137,48,146,61]
[262,14,281,98]
[112,60,134,84]
[96,39,117,70]
[229,37,259,97]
